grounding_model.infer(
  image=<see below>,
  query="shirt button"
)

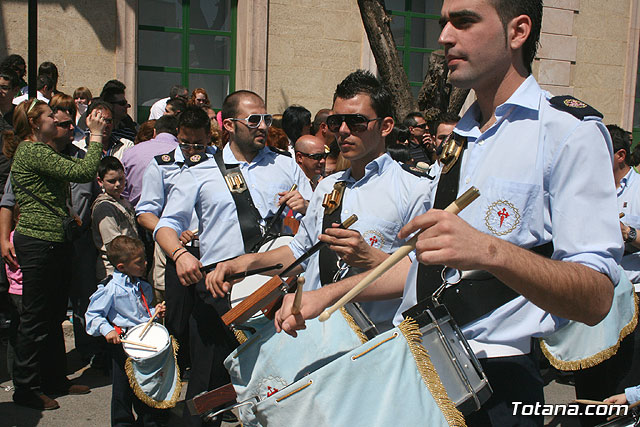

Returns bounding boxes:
[344,210,349,214]
[465,177,470,184]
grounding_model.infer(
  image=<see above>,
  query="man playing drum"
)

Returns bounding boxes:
[154,92,309,427]
[210,70,434,332]
[274,1,622,426]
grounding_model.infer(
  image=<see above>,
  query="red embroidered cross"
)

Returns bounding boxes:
[369,236,378,245]
[266,386,279,397]
[498,208,509,227]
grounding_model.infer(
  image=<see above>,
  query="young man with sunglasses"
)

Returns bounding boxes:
[153,92,309,427]
[294,134,327,189]
[209,71,433,331]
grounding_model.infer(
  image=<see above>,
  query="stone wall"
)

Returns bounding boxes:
[0,0,120,99]
[265,0,368,116]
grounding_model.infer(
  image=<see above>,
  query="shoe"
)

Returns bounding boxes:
[44,382,91,396]
[13,390,60,410]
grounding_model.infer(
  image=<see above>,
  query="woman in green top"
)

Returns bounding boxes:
[6,98,108,410]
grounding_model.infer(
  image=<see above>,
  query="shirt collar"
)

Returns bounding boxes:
[618,168,636,196]
[222,144,269,165]
[455,75,541,139]
[344,153,392,184]
[112,270,140,290]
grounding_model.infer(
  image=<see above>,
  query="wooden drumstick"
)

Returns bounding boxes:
[140,300,165,339]
[319,187,480,322]
[120,340,157,350]
[573,399,610,405]
[291,277,305,315]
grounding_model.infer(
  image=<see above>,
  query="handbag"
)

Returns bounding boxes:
[11,176,82,242]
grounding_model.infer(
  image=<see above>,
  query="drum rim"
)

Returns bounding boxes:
[123,322,171,359]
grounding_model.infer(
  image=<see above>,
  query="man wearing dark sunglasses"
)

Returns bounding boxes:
[294,135,327,189]
[210,70,433,332]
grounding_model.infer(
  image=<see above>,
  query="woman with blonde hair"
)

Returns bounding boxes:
[6,98,107,410]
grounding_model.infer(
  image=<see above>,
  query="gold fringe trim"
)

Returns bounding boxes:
[339,306,369,344]
[398,318,466,427]
[540,292,639,371]
[275,380,313,403]
[124,336,182,409]
[233,328,248,344]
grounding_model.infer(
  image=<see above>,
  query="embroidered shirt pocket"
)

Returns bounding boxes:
[476,177,541,241]
[354,215,401,252]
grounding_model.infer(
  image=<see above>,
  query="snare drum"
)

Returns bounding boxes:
[123,322,170,358]
[122,322,182,408]
[229,235,294,317]
[412,304,492,415]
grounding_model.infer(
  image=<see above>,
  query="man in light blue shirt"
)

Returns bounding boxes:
[154,91,309,427]
[209,71,434,330]
[271,1,622,425]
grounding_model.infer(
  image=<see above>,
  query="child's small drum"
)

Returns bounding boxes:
[122,322,181,408]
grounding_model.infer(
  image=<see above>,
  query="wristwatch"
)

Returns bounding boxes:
[626,226,637,244]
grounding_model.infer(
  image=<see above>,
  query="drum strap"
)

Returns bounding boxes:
[213,150,264,253]
[413,134,553,327]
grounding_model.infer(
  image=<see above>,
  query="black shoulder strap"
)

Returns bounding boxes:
[318,201,343,286]
[213,150,263,253]
[268,146,292,157]
[416,135,467,303]
[12,175,67,219]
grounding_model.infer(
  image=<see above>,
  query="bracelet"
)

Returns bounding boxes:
[174,249,189,263]
[171,246,185,257]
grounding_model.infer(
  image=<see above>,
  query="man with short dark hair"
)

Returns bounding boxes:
[149,84,189,120]
[434,112,460,148]
[0,67,18,131]
[282,104,311,149]
[312,108,337,147]
[100,80,137,154]
[164,98,186,117]
[272,1,623,425]
[294,134,327,189]
[403,111,433,165]
[12,74,53,105]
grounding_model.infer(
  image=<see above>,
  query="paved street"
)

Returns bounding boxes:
[0,321,585,426]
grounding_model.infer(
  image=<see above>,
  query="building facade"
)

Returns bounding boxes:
[1,0,639,138]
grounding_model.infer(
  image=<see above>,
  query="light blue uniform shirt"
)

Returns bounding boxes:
[135,146,215,233]
[289,153,433,326]
[618,168,640,285]
[85,270,155,337]
[395,76,623,357]
[221,145,311,226]
[154,157,245,266]
[155,145,308,266]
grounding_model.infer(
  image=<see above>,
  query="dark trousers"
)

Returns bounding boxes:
[69,228,101,360]
[466,352,544,427]
[12,231,70,392]
[182,283,236,427]
[110,344,168,427]
[574,326,639,427]
[164,246,197,372]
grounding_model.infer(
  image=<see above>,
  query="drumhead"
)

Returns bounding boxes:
[230,235,294,312]
[122,322,170,359]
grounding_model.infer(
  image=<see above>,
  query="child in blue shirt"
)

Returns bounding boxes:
[86,235,167,426]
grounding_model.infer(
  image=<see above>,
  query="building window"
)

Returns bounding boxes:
[137,0,237,120]
[386,0,443,98]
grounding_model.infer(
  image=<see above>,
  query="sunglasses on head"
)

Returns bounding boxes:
[179,142,207,150]
[54,120,74,128]
[297,151,329,161]
[326,114,382,133]
[230,114,273,129]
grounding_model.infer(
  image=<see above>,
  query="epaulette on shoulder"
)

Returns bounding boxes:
[154,151,175,165]
[268,145,292,157]
[184,153,209,167]
[98,274,112,287]
[549,96,603,120]
[401,162,433,179]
